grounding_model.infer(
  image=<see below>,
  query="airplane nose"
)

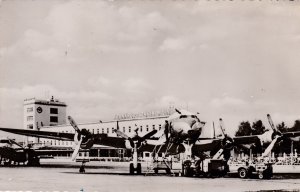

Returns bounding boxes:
[172,121,192,135]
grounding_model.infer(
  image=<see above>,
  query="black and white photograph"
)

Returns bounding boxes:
[0,0,300,191]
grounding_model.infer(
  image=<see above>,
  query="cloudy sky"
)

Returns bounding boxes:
[0,0,300,137]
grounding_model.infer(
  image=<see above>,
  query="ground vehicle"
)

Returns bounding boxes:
[229,161,273,179]
[182,158,227,177]
[152,159,172,174]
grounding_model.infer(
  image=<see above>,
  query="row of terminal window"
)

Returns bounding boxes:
[57,124,162,134]
[26,107,58,114]
[27,116,58,123]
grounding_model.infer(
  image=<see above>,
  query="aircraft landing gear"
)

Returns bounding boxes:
[79,162,86,173]
[129,162,142,175]
[129,143,142,175]
[182,160,194,177]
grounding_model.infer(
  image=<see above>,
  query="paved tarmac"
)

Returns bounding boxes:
[0,162,300,192]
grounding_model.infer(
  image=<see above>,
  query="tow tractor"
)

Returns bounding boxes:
[181,146,228,177]
[229,160,273,179]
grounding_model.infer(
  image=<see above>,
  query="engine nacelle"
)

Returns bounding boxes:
[73,131,94,149]
[80,138,94,149]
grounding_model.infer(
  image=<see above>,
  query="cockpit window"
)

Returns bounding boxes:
[179,115,188,119]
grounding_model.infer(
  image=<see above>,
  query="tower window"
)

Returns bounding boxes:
[50,108,58,114]
[27,107,33,112]
[50,116,58,123]
[107,128,109,133]
[27,124,33,129]
[27,116,33,121]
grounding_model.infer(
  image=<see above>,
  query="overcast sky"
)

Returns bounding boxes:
[0,0,300,138]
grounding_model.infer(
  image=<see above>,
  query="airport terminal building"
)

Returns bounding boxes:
[23,97,172,161]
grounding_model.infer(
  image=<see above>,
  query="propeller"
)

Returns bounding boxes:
[218,118,234,160]
[261,114,283,157]
[68,116,92,161]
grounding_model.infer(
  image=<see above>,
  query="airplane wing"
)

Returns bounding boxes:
[0,127,74,141]
[0,127,130,149]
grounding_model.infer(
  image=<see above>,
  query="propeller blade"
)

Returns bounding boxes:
[141,130,158,140]
[212,121,216,139]
[7,138,24,149]
[175,108,181,114]
[68,116,81,133]
[262,135,279,157]
[116,121,120,130]
[219,118,227,137]
[267,114,277,132]
[114,129,130,140]
[71,139,82,161]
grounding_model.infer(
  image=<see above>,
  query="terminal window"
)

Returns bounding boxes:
[27,107,33,112]
[27,124,33,129]
[27,116,33,121]
[50,108,58,114]
[50,116,58,123]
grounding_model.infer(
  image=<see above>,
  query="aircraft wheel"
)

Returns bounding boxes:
[238,168,247,179]
[166,168,171,174]
[79,166,85,173]
[129,163,134,175]
[183,166,193,177]
[137,163,142,175]
[258,172,264,179]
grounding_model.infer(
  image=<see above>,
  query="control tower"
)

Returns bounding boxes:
[23,96,67,143]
